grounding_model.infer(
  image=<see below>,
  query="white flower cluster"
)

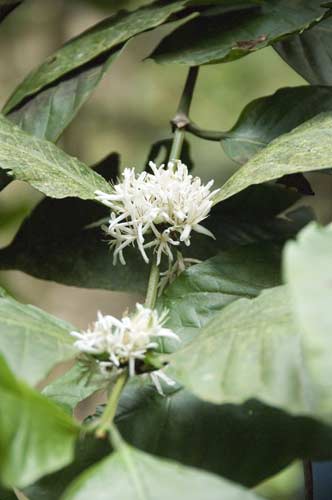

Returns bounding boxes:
[71,304,179,394]
[95,160,218,266]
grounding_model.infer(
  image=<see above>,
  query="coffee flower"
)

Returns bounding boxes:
[95,160,218,265]
[71,304,179,394]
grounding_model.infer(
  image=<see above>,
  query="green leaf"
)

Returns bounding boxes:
[0,286,76,386]
[165,285,332,422]
[275,16,332,85]
[19,378,332,497]
[116,379,332,486]
[23,434,111,500]
[284,222,332,419]
[222,85,332,164]
[159,242,281,350]
[0,356,79,489]
[0,114,112,199]
[42,364,108,414]
[3,0,193,114]
[0,184,308,293]
[152,0,331,66]
[61,430,263,500]
[6,51,119,143]
[214,112,332,204]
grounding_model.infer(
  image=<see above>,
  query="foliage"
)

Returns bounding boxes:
[0,1,331,499]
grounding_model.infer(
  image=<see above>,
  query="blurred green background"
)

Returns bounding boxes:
[0,2,328,498]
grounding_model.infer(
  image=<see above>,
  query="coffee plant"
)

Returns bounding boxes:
[0,1,332,498]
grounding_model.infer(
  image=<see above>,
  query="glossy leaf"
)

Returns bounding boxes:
[159,242,281,350]
[165,285,332,422]
[0,287,76,386]
[152,0,331,66]
[275,16,332,85]
[0,356,79,489]
[116,380,332,487]
[214,112,332,204]
[31,371,332,495]
[3,0,192,114]
[284,222,332,419]
[61,430,263,500]
[7,51,119,142]
[222,85,332,164]
[0,114,112,199]
[0,185,308,293]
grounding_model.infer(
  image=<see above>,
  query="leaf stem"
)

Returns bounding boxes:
[170,66,199,161]
[95,370,128,438]
[145,259,160,309]
[303,460,314,500]
[186,122,229,142]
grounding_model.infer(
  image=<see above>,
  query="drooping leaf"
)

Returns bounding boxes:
[0,114,112,199]
[42,364,107,414]
[61,429,263,500]
[222,86,332,164]
[275,16,332,85]
[284,222,332,419]
[165,285,332,423]
[152,0,331,66]
[159,242,281,350]
[7,51,120,143]
[0,287,76,386]
[214,112,332,204]
[3,0,195,115]
[0,184,309,293]
[0,356,79,489]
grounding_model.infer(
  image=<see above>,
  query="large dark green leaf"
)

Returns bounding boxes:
[0,287,76,386]
[0,114,112,199]
[152,0,331,66]
[3,1,193,115]
[214,112,332,204]
[159,242,281,350]
[0,356,79,489]
[165,285,332,423]
[61,429,263,500]
[222,86,332,164]
[37,373,332,495]
[0,184,308,293]
[275,16,332,85]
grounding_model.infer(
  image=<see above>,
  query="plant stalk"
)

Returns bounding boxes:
[144,259,160,309]
[303,460,314,500]
[170,66,199,161]
[95,370,128,438]
[186,122,229,142]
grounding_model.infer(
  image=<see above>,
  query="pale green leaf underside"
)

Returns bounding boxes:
[0,357,79,489]
[0,114,112,199]
[61,433,263,500]
[0,287,77,385]
[166,285,332,423]
[284,222,332,419]
[214,112,332,204]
